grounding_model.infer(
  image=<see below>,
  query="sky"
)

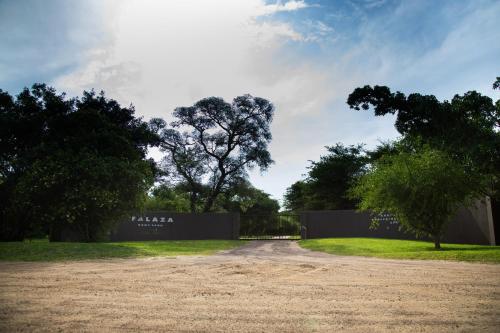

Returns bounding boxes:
[1,0,499,204]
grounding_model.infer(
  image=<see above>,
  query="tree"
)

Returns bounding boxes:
[350,146,484,249]
[283,144,368,211]
[0,84,158,241]
[283,180,310,212]
[347,83,500,191]
[307,143,368,209]
[154,95,274,212]
[215,179,280,236]
[215,179,279,215]
[144,184,191,212]
[493,77,500,90]
[240,190,283,236]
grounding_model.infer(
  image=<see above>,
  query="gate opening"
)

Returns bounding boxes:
[239,213,301,240]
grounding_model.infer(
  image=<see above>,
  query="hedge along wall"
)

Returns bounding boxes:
[300,198,496,245]
[110,212,240,241]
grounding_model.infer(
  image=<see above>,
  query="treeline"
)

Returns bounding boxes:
[284,78,500,248]
[0,85,159,241]
[145,180,279,217]
[283,143,370,211]
[0,85,278,241]
[2,78,498,245]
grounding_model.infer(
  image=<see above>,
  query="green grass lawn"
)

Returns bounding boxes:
[299,238,500,263]
[0,239,245,262]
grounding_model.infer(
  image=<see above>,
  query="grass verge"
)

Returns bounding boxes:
[0,239,246,262]
[299,238,500,263]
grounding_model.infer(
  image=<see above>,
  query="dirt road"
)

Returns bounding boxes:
[1,241,499,332]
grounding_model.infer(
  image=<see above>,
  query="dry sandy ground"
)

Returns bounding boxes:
[1,241,499,333]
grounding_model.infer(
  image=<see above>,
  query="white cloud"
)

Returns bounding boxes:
[53,0,498,201]
[55,0,316,110]
[54,0,340,200]
[257,0,311,16]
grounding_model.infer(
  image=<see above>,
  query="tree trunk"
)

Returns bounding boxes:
[203,179,225,212]
[203,194,216,212]
[433,235,441,250]
[203,187,223,212]
[189,192,197,213]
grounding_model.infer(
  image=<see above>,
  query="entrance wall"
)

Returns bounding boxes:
[300,198,496,245]
[110,212,240,241]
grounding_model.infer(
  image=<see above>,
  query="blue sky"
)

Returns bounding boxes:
[1,0,499,203]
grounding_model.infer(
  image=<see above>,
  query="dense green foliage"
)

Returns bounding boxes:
[240,214,300,238]
[144,180,279,214]
[282,181,309,212]
[342,79,500,247]
[216,180,282,235]
[0,239,245,261]
[285,79,499,220]
[0,84,159,242]
[299,238,500,263]
[350,147,483,248]
[216,180,279,214]
[144,184,191,212]
[283,143,368,211]
[347,83,500,197]
[152,95,274,212]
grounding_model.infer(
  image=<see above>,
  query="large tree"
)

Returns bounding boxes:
[307,143,368,209]
[214,179,282,236]
[0,84,158,241]
[214,179,280,215]
[350,146,484,249]
[283,143,368,211]
[154,95,274,212]
[347,81,499,245]
[347,83,500,194]
[283,180,310,212]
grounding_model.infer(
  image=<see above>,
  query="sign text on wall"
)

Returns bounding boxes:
[131,215,174,227]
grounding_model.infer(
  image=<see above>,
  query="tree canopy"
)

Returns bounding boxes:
[493,77,500,90]
[344,78,500,247]
[283,143,368,211]
[143,184,191,212]
[347,84,500,187]
[153,94,274,212]
[0,84,159,241]
[350,146,484,248]
[215,179,280,216]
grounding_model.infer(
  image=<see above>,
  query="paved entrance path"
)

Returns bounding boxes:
[1,241,499,332]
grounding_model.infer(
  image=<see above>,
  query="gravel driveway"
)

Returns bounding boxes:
[1,241,499,332]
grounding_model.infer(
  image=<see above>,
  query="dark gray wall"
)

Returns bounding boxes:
[300,210,414,240]
[300,202,495,245]
[110,212,240,241]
